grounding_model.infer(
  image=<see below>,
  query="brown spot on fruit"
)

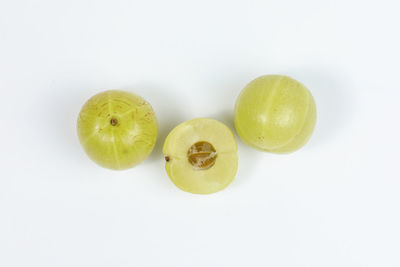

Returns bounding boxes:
[110,118,118,126]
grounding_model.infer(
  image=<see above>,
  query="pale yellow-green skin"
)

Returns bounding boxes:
[234,75,317,153]
[163,118,238,194]
[77,90,158,170]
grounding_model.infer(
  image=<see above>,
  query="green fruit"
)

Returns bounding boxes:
[234,75,317,153]
[77,90,158,170]
[163,118,238,194]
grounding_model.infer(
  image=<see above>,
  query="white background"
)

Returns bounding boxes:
[1,0,399,266]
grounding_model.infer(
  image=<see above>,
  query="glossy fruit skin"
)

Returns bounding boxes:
[77,90,158,170]
[163,118,238,194]
[234,75,316,153]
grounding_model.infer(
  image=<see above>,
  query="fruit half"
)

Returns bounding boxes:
[77,90,158,170]
[234,75,317,153]
[163,118,238,194]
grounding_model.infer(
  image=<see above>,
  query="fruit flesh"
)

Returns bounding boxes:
[163,118,238,194]
[234,75,316,153]
[77,90,158,170]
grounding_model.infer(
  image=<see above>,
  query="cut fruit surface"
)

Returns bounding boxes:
[163,118,238,194]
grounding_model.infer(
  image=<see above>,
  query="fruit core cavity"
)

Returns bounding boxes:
[187,141,217,170]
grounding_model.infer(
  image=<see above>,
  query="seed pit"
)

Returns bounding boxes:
[187,141,217,170]
[110,118,118,126]
[165,156,170,162]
